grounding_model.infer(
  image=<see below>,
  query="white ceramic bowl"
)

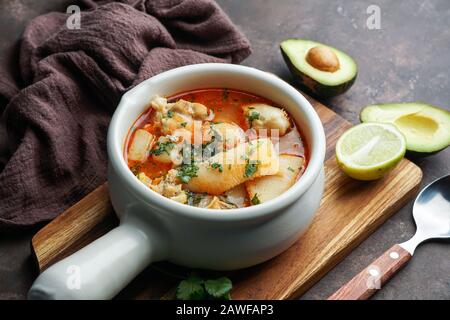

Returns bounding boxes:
[29,64,326,299]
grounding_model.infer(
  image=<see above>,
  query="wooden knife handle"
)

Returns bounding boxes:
[328,244,412,300]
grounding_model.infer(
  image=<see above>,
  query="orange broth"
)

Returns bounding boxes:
[125,88,308,192]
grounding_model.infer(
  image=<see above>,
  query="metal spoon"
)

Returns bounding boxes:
[328,174,450,300]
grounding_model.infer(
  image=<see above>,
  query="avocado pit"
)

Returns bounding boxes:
[306,46,340,73]
[280,39,358,97]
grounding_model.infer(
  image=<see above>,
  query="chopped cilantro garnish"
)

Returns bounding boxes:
[247,111,260,128]
[167,110,174,118]
[251,194,261,205]
[210,162,223,172]
[244,160,260,178]
[150,141,174,156]
[178,163,199,183]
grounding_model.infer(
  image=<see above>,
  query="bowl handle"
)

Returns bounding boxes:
[28,221,163,300]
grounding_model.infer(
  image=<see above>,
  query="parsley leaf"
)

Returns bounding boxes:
[176,274,232,300]
[167,110,174,118]
[150,141,174,156]
[251,193,261,205]
[204,277,232,299]
[178,163,199,183]
[176,275,206,300]
[244,160,260,178]
[247,111,260,128]
[210,162,223,172]
[180,122,187,127]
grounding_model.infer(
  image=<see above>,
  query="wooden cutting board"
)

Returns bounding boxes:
[30,95,423,300]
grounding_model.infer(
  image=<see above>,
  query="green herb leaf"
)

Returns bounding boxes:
[178,163,199,183]
[210,162,223,172]
[244,160,259,178]
[251,193,261,205]
[247,111,260,128]
[167,110,174,118]
[287,166,295,173]
[150,141,174,156]
[176,275,206,300]
[176,273,233,300]
[204,277,233,299]
[181,122,187,127]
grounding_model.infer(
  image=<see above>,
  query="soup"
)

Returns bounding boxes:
[125,89,307,209]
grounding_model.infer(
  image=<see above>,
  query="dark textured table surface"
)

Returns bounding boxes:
[0,0,449,300]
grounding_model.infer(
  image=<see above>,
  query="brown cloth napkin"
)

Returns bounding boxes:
[0,0,251,230]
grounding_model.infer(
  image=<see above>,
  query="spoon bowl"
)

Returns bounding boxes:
[329,174,450,300]
[412,174,450,238]
[401,174,450,253]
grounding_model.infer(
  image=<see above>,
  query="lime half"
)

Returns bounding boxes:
[336,123,406,180]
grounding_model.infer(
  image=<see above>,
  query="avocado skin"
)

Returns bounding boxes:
[281,46,357,98]
[405,150,440,159]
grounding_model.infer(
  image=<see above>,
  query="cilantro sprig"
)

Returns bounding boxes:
[176,273,232,300]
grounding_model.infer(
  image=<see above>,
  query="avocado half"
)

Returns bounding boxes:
[280,39,358,97]
[360,103,450,153]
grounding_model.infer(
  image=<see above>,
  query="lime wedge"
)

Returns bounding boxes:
[336,123,406,180]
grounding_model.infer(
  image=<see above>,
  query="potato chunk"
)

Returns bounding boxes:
[128,129,154,162]
[246,155,304,203]
[186,138,279,195]
[243,103,291,136]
